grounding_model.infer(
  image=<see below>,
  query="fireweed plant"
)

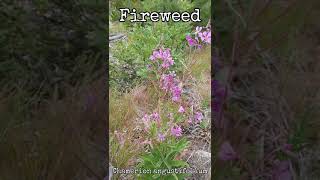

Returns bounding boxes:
[111,26,210,179]
[213,47,239,162]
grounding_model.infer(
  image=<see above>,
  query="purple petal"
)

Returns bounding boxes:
[218,141,237,161]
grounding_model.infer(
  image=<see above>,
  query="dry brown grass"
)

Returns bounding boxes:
[0,78,107,179]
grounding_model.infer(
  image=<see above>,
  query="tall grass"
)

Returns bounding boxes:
[0,78,107,179]
[213,0,320,179]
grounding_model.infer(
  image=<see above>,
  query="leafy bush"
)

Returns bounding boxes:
[0,0,106,102]
[110,22,192,89]
[137,138,190,179]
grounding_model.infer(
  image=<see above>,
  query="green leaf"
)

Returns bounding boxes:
[155,160,163,168]
[165,150,178,161]
[152,173,161,179]
[170,160,189,167]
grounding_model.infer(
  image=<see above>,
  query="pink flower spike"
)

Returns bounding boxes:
[194,112,204,123]
[186,35,197,46]
[171,126,182,137]
[178,106,185,113]
[171,85,182,102]
[218,141,238,161]
[198,30,211,44]
[150,50,159,61]
[142,114,151,131]
[151,112,160,124]
[163,49,171,59]
[172,96,179,102]
[158,133,165,142]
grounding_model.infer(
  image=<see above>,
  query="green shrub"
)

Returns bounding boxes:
[110,22,192,89]
[0,0,106,102]
[137,138,190,180]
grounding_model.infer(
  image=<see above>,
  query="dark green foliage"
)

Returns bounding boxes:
[110,22,192,89]
[0,0,107,102]
[214,0,320,179]
[0,1,108,178]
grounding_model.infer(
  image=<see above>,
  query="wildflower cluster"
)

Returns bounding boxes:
[142,112,161,131]
[141,26,211,144]
[143,67,205,143]
[135,26,210,179]
[186,26,211,48]
[149,48,174,69]
[160,72,183,102]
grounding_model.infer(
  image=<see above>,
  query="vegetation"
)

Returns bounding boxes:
[109,1,211,179]
[0,1,107,179]
[213,0,320,179]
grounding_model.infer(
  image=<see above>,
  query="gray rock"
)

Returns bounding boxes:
[187,150,211,180]
[109,34,126,42]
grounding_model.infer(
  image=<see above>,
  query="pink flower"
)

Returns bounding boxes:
[186,35,197,46]
[194,112,204,123]
[178,106,185,113]
[149,50,160,61]
[162,48,171,60]
[198,30,211,44]
[171,126,182,137]
[142,114,151,131]
[218,141,238,161]
[161,57,174,69]
[149,48,174,69]
[158,133,165,142]
[171,85,182,102]
[160,73,176,91]
[160,73,183,102]
[150,112,160,125]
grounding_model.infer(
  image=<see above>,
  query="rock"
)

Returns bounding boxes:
[193,150,211,169]
[109,34,126,42]
[187,150,211,180]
